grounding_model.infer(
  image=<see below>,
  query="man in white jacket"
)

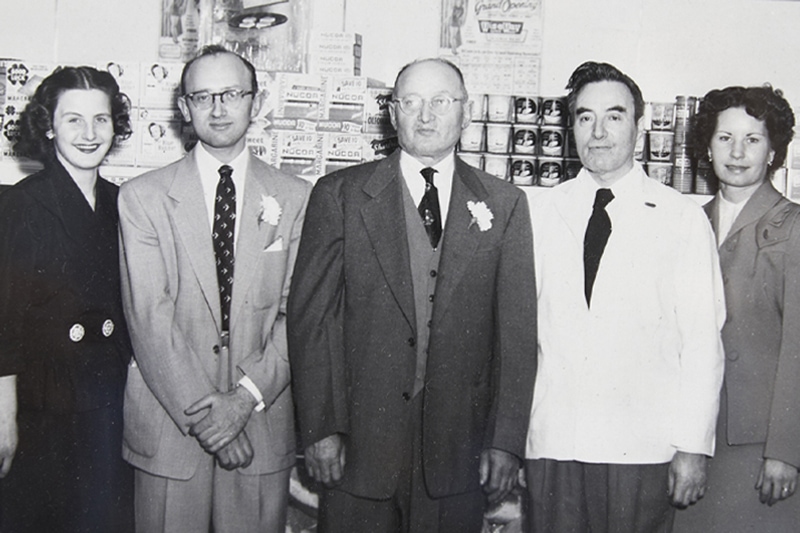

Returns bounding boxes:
[524,61,725,533]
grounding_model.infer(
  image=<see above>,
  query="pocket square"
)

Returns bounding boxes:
[264,237,284,252]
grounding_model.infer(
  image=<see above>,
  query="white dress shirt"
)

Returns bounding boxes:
[195,143,265,411]
[526,163,725,464]
[716,192,747,246]
[399,150,454,230]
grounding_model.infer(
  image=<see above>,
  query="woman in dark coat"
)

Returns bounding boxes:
[674,85,800,532]
[0,66,134,532]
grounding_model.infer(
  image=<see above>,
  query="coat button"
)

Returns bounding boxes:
[402,392,411,401]
[213,345,220,354]
[430,270,437,277]
[428,294,435,302]
[727,350,739,361]
[763,228,769,239]
[69,324,85,342]
[407,337,416,347]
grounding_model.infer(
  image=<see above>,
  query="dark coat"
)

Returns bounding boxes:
[706,181,800,467]
[0,160,131,413]
[288,151,537,499]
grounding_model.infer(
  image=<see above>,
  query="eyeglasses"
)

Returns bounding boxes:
[392,95,464,115]
[183,89,254,109]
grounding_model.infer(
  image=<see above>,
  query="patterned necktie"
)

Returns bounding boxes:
[419,167,442,249]
[583,188,614,306]
[213,164,236,331]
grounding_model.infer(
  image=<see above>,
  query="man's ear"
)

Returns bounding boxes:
[177,96,192,123]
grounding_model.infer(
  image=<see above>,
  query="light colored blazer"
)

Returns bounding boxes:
[119,150,311,479]
[706,181,800,467]
[527,165,725,464]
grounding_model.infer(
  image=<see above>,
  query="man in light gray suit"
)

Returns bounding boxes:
[118,46,310,532]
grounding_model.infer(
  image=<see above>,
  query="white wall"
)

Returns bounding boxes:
[2,0,800,107]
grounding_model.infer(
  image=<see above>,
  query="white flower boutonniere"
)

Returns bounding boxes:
[467,200,493,231]
[258,195,282,227]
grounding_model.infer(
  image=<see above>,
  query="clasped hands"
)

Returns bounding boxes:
[185,386,257,470]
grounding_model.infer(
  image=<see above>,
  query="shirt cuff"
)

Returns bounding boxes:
[237,376,265,412]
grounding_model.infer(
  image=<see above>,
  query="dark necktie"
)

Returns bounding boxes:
[419,167,442,249]
[583,188,614,306]
[213,164,236,331]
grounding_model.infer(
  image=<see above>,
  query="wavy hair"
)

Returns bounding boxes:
[565,61,645,122]
[692,85,795,171]
[15,66,132,163]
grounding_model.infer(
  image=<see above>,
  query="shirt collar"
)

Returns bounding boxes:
[195,142,250,185]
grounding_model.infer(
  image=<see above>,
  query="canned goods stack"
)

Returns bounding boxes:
[457,94,579,187]
[644,101,675,186]
[671,96,697,194]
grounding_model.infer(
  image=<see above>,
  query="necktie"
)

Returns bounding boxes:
[419,167,442,249]
[213,165,236,331]
[583,188,614,306]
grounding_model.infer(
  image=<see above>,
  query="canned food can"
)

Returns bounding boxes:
[648,131,674,162]
[460,122,485,152]
[487,95,513,123]
[647,102,674,131]
[541,97,567,126]
[674,96,697,123]
[646,162,672,185]
[470,94,488,122]
[694,159,715,195]
[484,154,510,181]
[486,123,512,154]
[511,155,536,186]
[537,157,564,187]
[458,151,484,170]
[539,126,565,157]
[565,158,582,181]
[512,125,537,155]
[514,96,539,124]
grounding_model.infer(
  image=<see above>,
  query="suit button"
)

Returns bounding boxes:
[428,294,435,302]
[427,320,432,328]
[430,270,437,278]
[408,337,416,347]
[727,350,739,361]
[213,345,220,354]
[763,228,769,240]
[402,392,411,401]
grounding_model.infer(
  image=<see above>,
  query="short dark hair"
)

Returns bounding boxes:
[392,58,468,98]
[692,85,795,171]
[180,45,258,95]
[15,66,132,163]
[565,61,645,122]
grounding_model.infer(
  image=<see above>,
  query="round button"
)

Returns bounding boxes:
[213,345,220,355]
[69,323,85,343]
[407,337,416,347]
[101,319,115,337]
[430,270,437,278]
[428,294,435,302]
[402,392,411,402]
[727,350,740,361]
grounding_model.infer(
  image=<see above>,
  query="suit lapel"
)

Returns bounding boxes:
[361,153,416,330]
[229,155,278,326]
[722,181,783,246]
[168,154,222,330]
[433,159,488,319]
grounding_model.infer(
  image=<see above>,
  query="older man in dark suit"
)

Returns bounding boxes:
[288,58,537,533]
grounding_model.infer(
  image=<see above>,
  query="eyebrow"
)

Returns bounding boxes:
[575,105,628,115]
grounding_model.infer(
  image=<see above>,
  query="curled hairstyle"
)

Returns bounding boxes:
[180,45,258,95]
[392,58,468,99]
[692,85,795,171]
[565,61,645,122]
[15,66,132,163]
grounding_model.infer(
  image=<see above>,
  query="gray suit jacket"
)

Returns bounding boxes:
[706,181,800,467]
[288,151,537,498]
[119,149,311,479]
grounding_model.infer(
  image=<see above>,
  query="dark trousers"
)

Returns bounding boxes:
[318,395,485,533]
[525,459,674,533]
[0,407,134,533]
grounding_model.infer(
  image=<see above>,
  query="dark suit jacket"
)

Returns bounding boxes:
[0,160,130,413]
[288,151,537,498]
[706,181,800,467]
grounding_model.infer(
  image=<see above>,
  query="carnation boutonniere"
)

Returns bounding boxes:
[258,194,282,227]
[467,200,493,231]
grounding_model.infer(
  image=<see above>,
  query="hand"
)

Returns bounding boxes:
[304,434,346,487]
[479,448,521,505]
[756,458,799,506]
[185,386,256,453]
[0,376,18,478]
[215,431,254,471]
[668,451,707,508]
